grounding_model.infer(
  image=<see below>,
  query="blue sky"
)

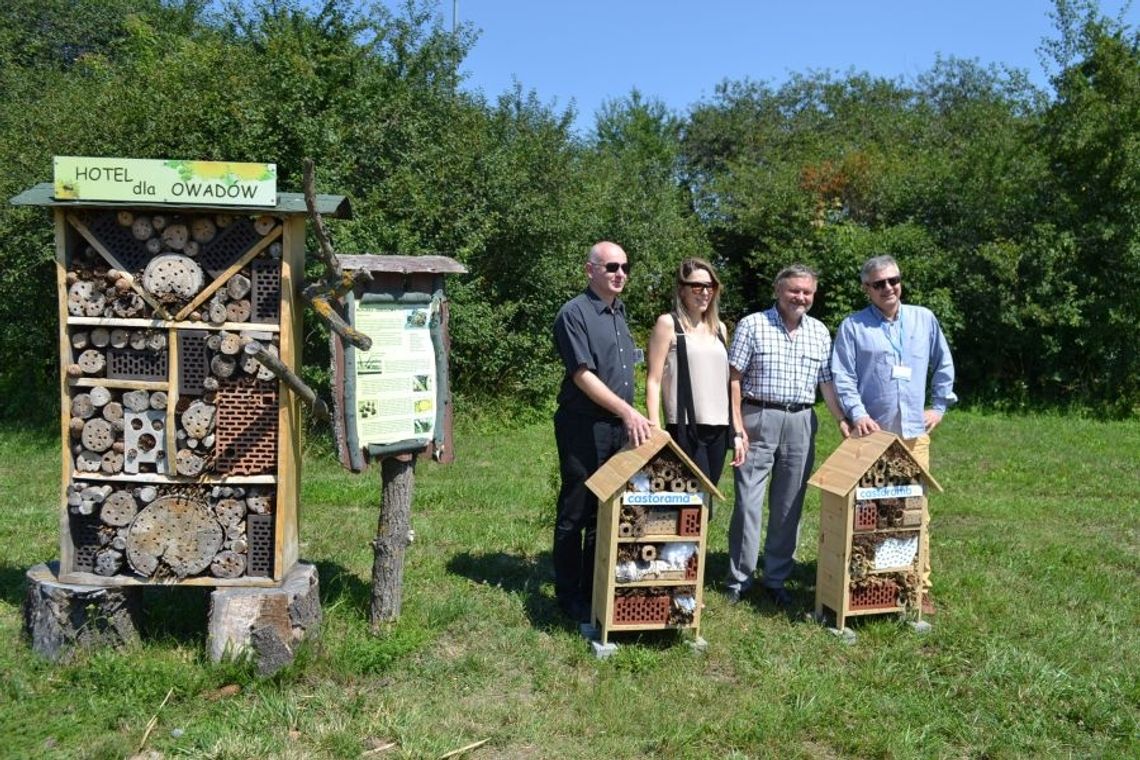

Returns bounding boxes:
[429,0,1139,135]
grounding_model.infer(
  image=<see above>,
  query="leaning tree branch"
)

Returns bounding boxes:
[244,340,329,421]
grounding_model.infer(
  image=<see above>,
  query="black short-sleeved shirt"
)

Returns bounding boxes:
[553,288,636,417]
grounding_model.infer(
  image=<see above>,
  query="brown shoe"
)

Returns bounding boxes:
[921,594,936,615]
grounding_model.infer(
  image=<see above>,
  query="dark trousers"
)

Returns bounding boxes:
[665,423,729,488]
[553,408,626,607]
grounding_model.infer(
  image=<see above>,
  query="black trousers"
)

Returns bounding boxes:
[552,408,626,607]
[666,423,730,488]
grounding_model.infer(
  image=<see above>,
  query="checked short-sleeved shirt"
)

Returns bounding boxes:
[728,307,833,405]
[553,288,637,417]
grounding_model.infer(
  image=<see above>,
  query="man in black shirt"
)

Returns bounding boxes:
[552,241,652,623]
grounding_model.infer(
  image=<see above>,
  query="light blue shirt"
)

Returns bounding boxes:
[831,303,957,439]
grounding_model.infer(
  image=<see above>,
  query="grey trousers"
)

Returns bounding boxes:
[725,406,817,592]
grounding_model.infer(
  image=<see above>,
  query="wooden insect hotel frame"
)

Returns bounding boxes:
[11,181,351,588]
[585,428,724,646]
[807,431,942,631]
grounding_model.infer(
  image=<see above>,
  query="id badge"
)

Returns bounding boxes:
[891,364,912,381]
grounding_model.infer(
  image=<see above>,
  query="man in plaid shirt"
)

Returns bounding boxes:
[724,264,847,608]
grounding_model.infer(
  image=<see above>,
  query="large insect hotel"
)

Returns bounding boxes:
[585,429,722,649]
[808,431,942,632]
[12,163,349,589]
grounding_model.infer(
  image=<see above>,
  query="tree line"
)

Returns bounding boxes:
[0,0,1136,423]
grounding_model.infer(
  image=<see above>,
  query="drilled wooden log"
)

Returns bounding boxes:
[175,448,206,477]
[211,550,246,579]
[76,349,105,375]
[143,254,203,299]
[67,281,105,317]
[126,494,223,578]
[93,548,124,576]
[100,450,124,474]
[161,223,189,251]
[181,400,216,439]
[214,498,246,525]
[253,215,277,236]
[210,354,237,378]
[71,393,95,420]
[149,391,167,410]
[219,332,242,355]
[191,217,217,243]
[208,300,228,325]
[122,390,150,412]
[131,216,153,240]
[88,386,112,407]
[75,450,102,473]
[227,273,251,300]
[81,418,115,453]
[102,401,123,423]
[225,299,251,323]
[71,331,89,349]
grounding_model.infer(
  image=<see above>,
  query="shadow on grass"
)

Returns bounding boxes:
[314,559,371,616]
[0,563,32,607]
[701,551,819,620]
[445,551,572,630]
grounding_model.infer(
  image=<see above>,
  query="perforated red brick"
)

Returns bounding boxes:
[854,501,878,532]
[849,580,901,610]
[612,594,671,625]
[214,379,278,475]
[677,507,701,536]
[685,553,698,580]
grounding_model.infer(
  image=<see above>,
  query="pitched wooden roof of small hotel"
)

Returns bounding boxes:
[808,430,942,496]
[585,427,725,503]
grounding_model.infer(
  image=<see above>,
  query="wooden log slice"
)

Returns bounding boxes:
[100,450,124,474]
[161,223,189,251]
[129,330,147,350]
[191,217,217,243]
[68,417,87,438]
[183,240,200,258]
[225,299,251,323]
[208,300,228,325]
[88,386,112,407]
[246,490,273,514]
[151,214,168,231]
[253,215,277,235]
[131,216,153,240]
[67,281,100,317]
[90,327,111,347]
[75,449,102,473]
[102,401,123,422]
[215,213,233,228]
[218,332,242,355]
[122,390,151,413]
[174,448,206,477]
[226,273,251,300]
[149,391,167,411]
[126,494,224,578]
[210,354,236,378]
[101,490,138,527]
[71,393,95,420]
[142,254,204,299]
[210,550,246,579]
[146,237,163,255]
[213,498,246,525]
[71,331,89,349]
[135,485,158,504]
[94,548,124,577]
[116,211,135,226]
[146,332,167,352]
[109,328,129,349]
[181,400,216,439]
[81,418,115,452]
[76,349,106,375]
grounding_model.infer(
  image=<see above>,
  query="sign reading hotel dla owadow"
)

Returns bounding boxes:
[53,156,277,206]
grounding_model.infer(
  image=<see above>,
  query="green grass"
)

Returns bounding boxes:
[1,410,1137,759]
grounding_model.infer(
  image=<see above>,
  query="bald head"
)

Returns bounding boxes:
[585,240,630,303]
[588,241,625,265]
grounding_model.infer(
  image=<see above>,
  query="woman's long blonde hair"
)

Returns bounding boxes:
[672,257,723,336]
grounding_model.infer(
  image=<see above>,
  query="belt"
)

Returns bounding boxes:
[743,398,812,413]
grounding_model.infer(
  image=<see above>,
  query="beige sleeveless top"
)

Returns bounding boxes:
[662,327,730,426]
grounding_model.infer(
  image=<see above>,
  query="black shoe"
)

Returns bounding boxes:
[764,587,793,608]
[725,587,743,605]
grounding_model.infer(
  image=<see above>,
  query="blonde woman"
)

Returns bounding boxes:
[646,258,745,486]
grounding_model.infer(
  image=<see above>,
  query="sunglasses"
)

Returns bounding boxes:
[597,261,631,274]
[868,275,902,290]
[682,281,715,293]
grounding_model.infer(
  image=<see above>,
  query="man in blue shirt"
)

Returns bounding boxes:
[552,241,652,623]
[831,254,956,610]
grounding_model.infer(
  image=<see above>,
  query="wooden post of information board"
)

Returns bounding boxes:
[371,454,415,627]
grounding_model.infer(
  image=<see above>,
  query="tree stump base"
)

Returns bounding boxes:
[23,561,142,662]
[207,561,321,676]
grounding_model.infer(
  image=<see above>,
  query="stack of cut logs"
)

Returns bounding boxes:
[70,388,167,475]
[66,482,273,578]
[67,327,166,378]
[67,257,148,319]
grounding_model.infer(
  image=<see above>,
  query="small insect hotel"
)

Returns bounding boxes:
[12,158,349,589]
[808,431,941,632]
[585,428,723,648]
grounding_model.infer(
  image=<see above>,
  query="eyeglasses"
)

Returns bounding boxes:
[597,261,631,274]
[682,281,714,293]
[868,275,902,290]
